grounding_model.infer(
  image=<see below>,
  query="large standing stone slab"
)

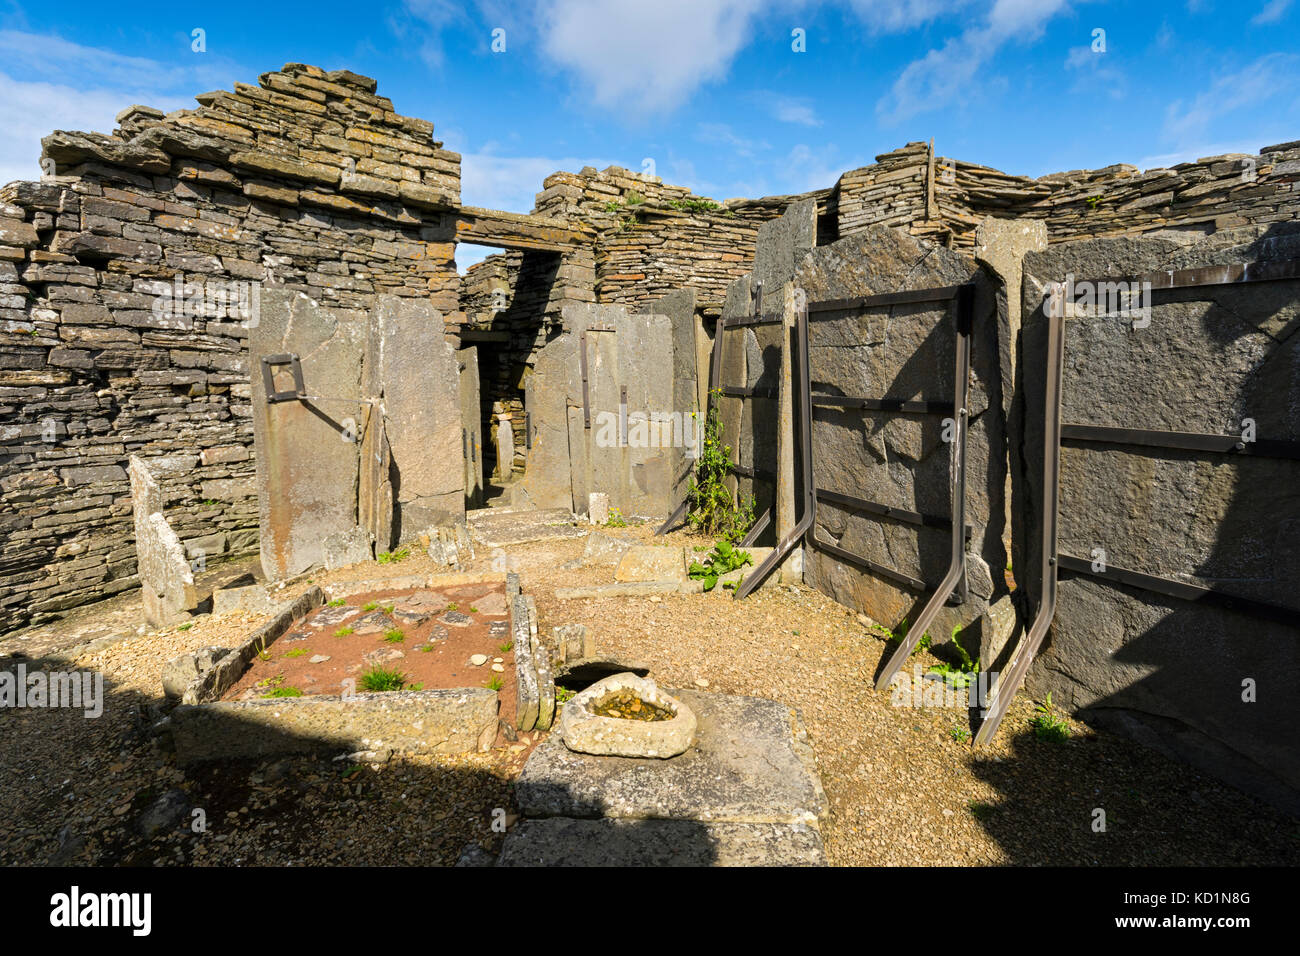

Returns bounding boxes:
[128,455,198,627]
[1017,224,1300,812]
[795,225,1002,642]
[364,295,465,544]
[252,290,365,579]
[518,303,677,518]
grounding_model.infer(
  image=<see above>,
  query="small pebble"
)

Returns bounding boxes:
[491,663,504,672]
[694,678,709,688]
[469,654,488,666]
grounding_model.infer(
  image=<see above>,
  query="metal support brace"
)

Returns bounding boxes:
[974,302,1066,745]
[873,283,975,689]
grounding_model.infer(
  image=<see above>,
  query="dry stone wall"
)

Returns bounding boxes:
[0,63,461,634]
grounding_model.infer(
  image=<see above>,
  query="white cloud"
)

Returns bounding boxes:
[0,30,243,186]
[846,0,975,33]
[534,0,768,114]
[1161,52,1300,148]
[875,0,1071,123]
[696,122,769,158]
[1251,0,1292,24]
[765,92,822,126]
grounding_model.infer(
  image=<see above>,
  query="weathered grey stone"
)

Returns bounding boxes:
[161,646,230,701]
[512,593,540,731]
[519,303,677,517]
[553,622,593,663]
[518,689,826,825]
[171,687,499,764]
[128,456,199,628]
[614,545,686,583]
[498,818,825,867]
[559,673,697,758]
[252,290,365,580]
[636,286,699,504]
[554,582,684,600]
[458,348,484,509]
[795,225,1004,639]
[1016,224,1300,812]
[364,295,464,544]
[467,507,582,547]
[322,526,372,570]
[581,531,629,566]
[587,492,609,525]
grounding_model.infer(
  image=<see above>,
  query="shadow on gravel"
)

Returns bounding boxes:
[964,725,1300,866]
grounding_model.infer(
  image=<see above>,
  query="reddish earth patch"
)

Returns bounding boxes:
[222,582,519,731]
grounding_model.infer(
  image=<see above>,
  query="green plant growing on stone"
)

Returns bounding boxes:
[446,602,458,612]
[335,626,354,637]
[469,606,478,614]
[486,674,503,691]
[605,508,628,528]
[359,666,407,692]
[927,625,979,689]
[328,598,346,607]
[685,391,755,543]
[950,724,972,742]
[968,800,996,821]
[177,622,193,632]
[1030,692,1070,743]
[556,686,575,704]
[377,547,410,565]
[624,190,644,205]
[688,540,752,592]
[498,640,513,653]
[262,686,303,698]
[283,648,307,659]
[383,628,405,643]
[667,198,720,213]
[362,602,378,612]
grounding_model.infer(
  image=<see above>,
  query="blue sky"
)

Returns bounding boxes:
[3,0,1298,270]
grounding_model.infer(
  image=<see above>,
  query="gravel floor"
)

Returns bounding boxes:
[1,522,1296,867]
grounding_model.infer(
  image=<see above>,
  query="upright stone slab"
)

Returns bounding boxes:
[1017,224,1300,812]
[128,456,199,627]
[458,348,484,510]
[252,290,365,579]
[638,286,699,504]
[364,295,465,544]
[519,303,676,518]
[795,225,1003,643]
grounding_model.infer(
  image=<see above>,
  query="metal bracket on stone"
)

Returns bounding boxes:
[260,353,306,404]
[261,352,377,407]
[579,330,590,429]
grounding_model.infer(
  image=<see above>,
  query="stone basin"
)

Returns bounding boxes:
[559,673,697,759]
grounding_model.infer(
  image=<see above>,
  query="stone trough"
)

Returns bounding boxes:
[168,571,550,765]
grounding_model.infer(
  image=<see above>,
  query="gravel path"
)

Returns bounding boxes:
[1,523,1296,867]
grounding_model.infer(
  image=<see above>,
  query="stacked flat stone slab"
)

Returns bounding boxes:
[796,225,1005,647]
[1016,224,1300,813]
[500,690,828,866]
[128,455,199,626]
[0,63,461,633]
